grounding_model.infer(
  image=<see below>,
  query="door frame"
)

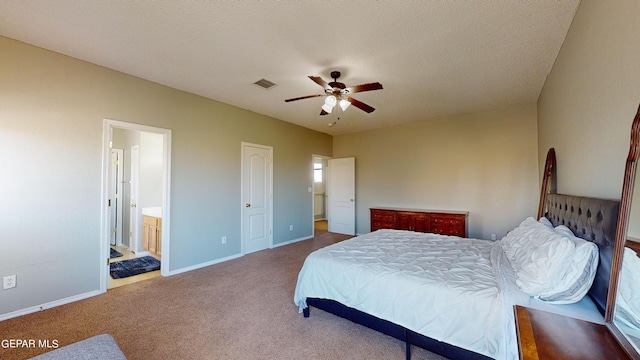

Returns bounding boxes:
[109,148,124,246]
[100,119,172,292]
[129,144,140,253]
[311,154,332,235]
[240,142,273,254]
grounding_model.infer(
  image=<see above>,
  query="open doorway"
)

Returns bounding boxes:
[101,119,172,292]
[312,155,331,235]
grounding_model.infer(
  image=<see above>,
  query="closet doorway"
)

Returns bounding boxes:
[100,119,172,292]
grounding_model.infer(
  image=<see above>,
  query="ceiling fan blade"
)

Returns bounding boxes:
[344,82,383,94]
[284,94,323,102]
[347,97,376,113]
[308,76,333,92]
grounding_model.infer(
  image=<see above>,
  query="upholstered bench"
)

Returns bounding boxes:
[29,334,126,360]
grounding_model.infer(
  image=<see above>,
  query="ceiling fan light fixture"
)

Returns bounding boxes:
[324,95,337,107]
[284,71,382,116]
[339,99,351,111]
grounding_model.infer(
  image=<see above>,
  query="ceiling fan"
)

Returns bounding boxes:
[285,71,383,116]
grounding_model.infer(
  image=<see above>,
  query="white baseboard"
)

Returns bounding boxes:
[272,235,313,248]
[167,253,243,276]
[0,290,102,322]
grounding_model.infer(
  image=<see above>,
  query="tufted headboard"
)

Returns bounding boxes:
[544,193,620,315]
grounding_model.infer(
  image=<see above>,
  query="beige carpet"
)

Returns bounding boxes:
[0,230,448,360]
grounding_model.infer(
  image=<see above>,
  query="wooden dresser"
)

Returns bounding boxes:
[370,207,468,237]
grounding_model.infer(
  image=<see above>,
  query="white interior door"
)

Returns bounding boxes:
[109,149,124,246]
[129,145,140,252]
[241,143,273,254]
[328,157,356,235]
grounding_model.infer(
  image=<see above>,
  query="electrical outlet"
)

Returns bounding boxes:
[490,233,497,241]
[289,225,293,231]
[221,236,227,244]
[3,275,16,289]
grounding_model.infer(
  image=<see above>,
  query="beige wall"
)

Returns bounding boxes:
[139,131,164,209]
[538,1,640,202]
[0,36,332,317]
[334,104,539,239]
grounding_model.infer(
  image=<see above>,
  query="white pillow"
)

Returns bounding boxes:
[514,232,575,296]
[538,216,553,228]
[502,217,554,266]
[535,225,599,303]
[501,217,576,297]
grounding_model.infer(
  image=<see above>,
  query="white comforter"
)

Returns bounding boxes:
[294,229,522,360]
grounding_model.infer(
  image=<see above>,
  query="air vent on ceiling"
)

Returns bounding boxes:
[253,78,277,90]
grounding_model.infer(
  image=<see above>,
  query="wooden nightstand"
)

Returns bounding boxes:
[514,305,630,360]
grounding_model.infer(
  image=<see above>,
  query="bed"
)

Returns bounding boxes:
[293,148,622,360]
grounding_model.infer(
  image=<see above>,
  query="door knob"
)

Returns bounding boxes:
[350,198,354,202]
[245,203,251,208]
[131,203,137,208]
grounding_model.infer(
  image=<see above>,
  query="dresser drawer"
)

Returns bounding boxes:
[370,209,396,231]
[430,215,467,237]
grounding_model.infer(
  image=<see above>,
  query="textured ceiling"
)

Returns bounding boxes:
[0,1,580,135]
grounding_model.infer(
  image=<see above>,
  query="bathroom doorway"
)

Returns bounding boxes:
[101,119,172,292]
